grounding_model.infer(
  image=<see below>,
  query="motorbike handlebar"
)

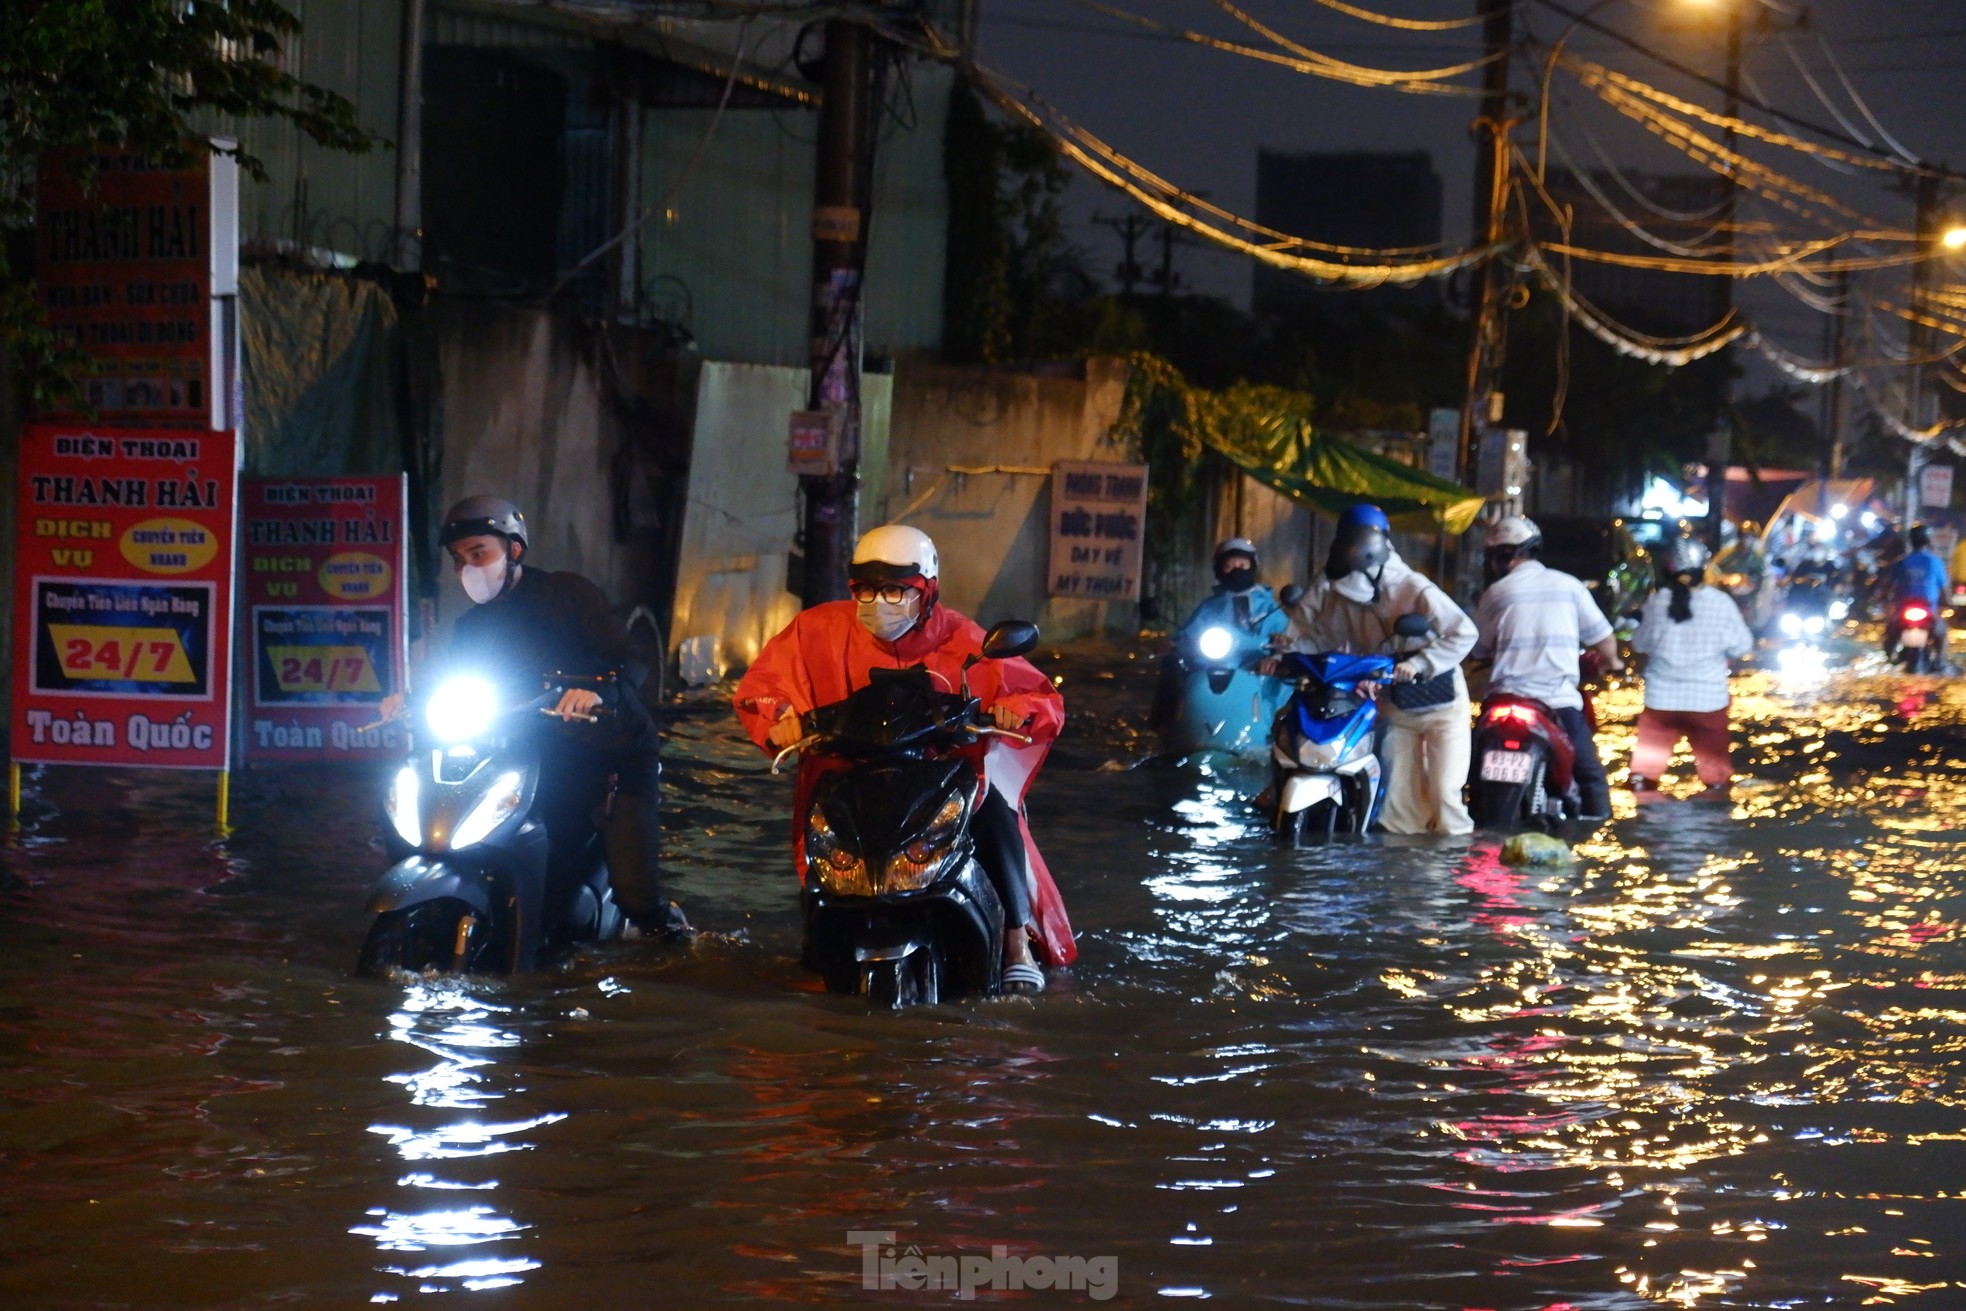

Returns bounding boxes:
[973,724,1035,746]
[538,705,601,724]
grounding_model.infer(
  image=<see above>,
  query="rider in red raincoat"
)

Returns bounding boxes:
[733,525,1074,991]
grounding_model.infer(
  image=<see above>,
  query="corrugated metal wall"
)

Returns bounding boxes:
[192,0,950,363]
[634,62,952,365]
[195,0,407,264]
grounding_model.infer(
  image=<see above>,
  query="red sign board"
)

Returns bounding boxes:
[10,424,238,769]
[241,478,410,761]
[36,146,235,427]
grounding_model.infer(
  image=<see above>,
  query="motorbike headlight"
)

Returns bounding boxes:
[1804,614,1825,635]
[1778,612,1802,638]
[1829,599,1850,621]
[1196,626,1235,662]
[386,764,421,846]
[1294,735,1343,770]
[427,675,499,743]
[884,794,964,892]
[447,770,525,850]
[807,808,874,896]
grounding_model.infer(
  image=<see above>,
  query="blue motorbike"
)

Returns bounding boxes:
[1157,590,1292,760]
[1268,651,1394,843]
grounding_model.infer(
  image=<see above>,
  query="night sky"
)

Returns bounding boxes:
[974,0,1966,377]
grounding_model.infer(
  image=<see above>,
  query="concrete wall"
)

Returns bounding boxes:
[879,359,1133,641]
[668,363,894,679]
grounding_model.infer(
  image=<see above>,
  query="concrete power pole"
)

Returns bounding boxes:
[800,13,876,606]
[1459,0,1514,534]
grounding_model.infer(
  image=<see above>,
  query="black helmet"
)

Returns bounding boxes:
[440,495,528,551]
[1908,521,1931,551]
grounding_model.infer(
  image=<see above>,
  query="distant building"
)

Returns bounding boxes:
[1534,169,1730,338]
[1252,150,1443,314]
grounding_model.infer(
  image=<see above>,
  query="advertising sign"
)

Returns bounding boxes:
[1919,463,1953,510]
[241,477,409,761]
[1048,461,1149,601]
[10,424,237,768]
[36,145,238,428]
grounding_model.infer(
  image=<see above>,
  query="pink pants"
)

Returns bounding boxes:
[1630,706,1732,786]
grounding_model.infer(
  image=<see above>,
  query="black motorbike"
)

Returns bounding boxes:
[358,671,628,976]
[774,621,1040,1007]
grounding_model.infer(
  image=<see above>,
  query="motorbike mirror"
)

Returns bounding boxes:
[980,620,1040,661]
[1279,584,1305,608]
[1393,612,1430,639]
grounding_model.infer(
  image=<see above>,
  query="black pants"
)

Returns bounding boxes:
[1551,705,1611,819]
[535,748,667,927]
[972,789,1033,930]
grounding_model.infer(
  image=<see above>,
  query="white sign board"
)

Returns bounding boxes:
[1919,463,1953,509]
[1048,461,1148,601]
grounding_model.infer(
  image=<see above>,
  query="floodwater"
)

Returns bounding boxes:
[3,639,1965,1309]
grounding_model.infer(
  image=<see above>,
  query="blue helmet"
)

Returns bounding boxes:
[1327,503,1392,582]
[1338,503,1391,535]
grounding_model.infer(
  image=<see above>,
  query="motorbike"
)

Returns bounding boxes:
[358,671,628,976]
[1774,574,1846,674]
[1268,650,1393,843]
[1159,598,1291,760]
[1894,597,1941,673]
[1469,692,1578,833]
[772,621,1041,1007]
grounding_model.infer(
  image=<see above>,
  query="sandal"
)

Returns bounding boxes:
[1000,961,1046,997]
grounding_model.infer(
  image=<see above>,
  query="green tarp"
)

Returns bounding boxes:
[1119,355,1485,536]
[1199,411,1486,535]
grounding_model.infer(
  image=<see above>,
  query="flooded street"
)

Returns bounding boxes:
[4,639,1965,1309]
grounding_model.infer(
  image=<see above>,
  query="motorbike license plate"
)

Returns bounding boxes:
[1903,628,1930,648]
[1480,749,1534,784]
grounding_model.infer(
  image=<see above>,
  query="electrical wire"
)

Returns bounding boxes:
[1305,0,1490,31]
[1071,0,1494,94]
[1810,23,1919,165]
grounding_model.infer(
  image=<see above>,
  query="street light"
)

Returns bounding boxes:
[1942,226,1966,251]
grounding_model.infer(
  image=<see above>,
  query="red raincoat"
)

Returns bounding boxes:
[733,601,1076,965]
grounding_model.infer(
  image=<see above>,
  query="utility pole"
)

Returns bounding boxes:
[1820,266,1849,502]
[1904,170,1941,527]
[1459,0,1514,541]
[1702,7,1744,551]
[800,13,876,606]
[1093,212,1152,298]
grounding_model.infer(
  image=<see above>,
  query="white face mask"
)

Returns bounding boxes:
[1332,570,1377,604]
[459,555,509,605]
[856,591,922,643]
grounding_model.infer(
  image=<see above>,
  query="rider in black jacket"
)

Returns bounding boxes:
[404,496,687,939]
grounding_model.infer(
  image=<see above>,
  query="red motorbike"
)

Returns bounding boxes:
[1468,652,1602,833]
[1894,599,1939,673]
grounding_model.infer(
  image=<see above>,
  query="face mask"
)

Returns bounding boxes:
[459,555,509,605]
[1332,571,1377,604]
[1215,563,1256,593]
[856,591,922,643]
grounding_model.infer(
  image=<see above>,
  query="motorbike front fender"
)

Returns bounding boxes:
[365,855,495,919]
[1280,773,1342,814]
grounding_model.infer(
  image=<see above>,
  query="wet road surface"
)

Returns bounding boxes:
[3,637,1965,1308]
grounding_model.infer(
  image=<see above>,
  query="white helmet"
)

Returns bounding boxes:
[1483,516,1542,550]
[851,524,939,584]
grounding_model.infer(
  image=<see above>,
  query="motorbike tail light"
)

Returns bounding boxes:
[1490,705,1535,726]
[1904,606,1931,623]
[1502,739,1522,750]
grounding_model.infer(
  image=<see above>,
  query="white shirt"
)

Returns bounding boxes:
[1283,550,1478,712]
[1629,585,1752,712]
[1471,560,1611,711]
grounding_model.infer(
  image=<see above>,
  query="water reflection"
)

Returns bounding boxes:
[358,982,549,1299]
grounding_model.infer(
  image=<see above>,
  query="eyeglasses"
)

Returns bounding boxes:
[849,583,916,604]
